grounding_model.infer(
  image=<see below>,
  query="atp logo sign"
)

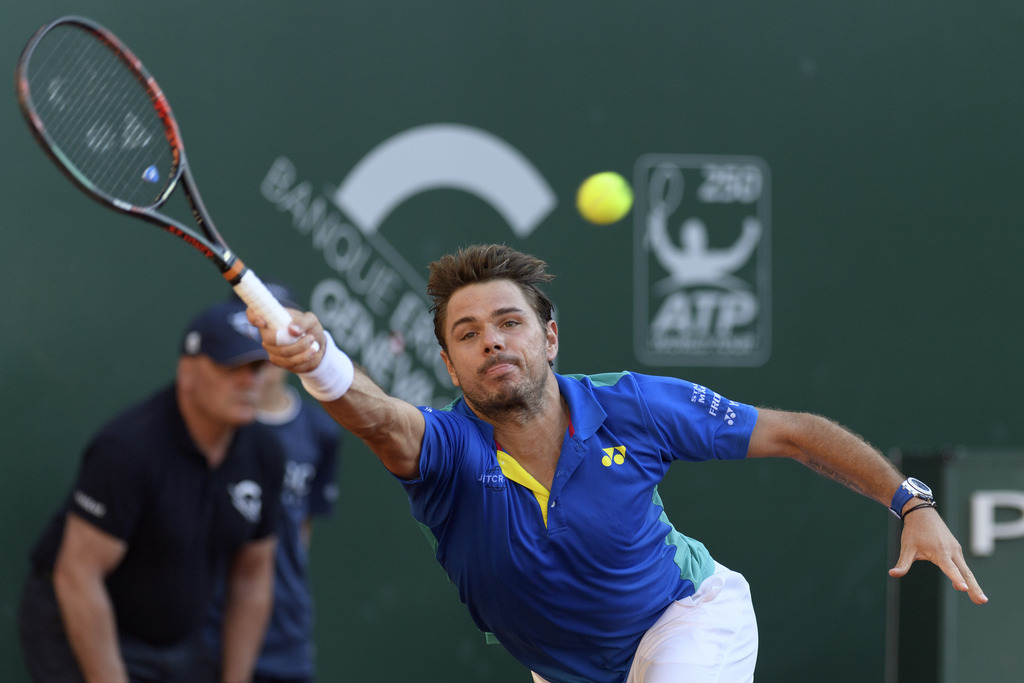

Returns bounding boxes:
[260,123,556,407]
[633,155,771,367]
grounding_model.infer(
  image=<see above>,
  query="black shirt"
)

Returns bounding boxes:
[30,386,284,646]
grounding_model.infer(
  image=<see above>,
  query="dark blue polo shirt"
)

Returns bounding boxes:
[31,386,284,646]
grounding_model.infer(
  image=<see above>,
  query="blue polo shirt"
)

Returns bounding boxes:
[404,371,757,683]
[29,386,284,647]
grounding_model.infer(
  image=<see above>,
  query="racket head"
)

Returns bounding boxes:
[14,15,296,326]
[15,16,183,213]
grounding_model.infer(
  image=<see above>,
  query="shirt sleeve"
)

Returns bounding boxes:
[69,431,148,542]
[629,373,758,463]
[399,406,481,529]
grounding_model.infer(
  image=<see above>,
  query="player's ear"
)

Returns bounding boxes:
[440,349,460,387]
[546,320,558,364]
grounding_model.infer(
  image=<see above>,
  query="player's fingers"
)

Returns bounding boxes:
[246,306,267,329]
[888,560,910,578]
[288,313,326,356]
[945,555,988,604]
[247,308,324,372]
[888,543,918,578]
[963,578,988,605]
[249,309,310,345]
[284,311,321,339]
[275,326,307,347]
[270,314,324,368]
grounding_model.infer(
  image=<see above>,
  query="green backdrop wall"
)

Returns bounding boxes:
[2,2,1022,681]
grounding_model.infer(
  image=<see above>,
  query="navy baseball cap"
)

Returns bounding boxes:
[180,301,268,367]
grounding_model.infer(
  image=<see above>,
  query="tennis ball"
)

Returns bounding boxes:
[576,172,634,225]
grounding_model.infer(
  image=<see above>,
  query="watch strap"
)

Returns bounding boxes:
[890,478,934,519]
[890,483,915,518]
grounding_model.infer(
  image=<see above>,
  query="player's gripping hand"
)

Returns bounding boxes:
[889,507,988,605]
[247,308,326,374]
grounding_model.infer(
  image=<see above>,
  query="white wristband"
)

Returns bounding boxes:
[299,332,354,402]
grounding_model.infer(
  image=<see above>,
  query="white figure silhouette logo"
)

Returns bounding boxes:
[646,164,761,294]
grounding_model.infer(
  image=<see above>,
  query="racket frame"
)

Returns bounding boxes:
[15,15,293,329]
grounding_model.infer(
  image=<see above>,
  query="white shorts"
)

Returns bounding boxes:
[532,562,758,683]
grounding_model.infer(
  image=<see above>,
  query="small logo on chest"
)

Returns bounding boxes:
[479,465,507,492]
[601,446,627,467]
[228,480,263,523]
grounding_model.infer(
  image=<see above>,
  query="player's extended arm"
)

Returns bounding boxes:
[747,408,987,605]
[221,535,276,683]
[247,308,424,480]
[52,514,130,683]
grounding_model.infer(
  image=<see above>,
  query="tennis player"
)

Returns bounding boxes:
[248,244,985,683]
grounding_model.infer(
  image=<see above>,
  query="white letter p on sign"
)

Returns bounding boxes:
[971,491,1024,556]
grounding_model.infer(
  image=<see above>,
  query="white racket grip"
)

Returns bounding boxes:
[233,270,301,344]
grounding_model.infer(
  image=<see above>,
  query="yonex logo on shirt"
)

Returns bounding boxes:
[601,446,627,467]
[692,385,740,426]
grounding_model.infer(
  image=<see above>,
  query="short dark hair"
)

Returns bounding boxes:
[427,244,555,351]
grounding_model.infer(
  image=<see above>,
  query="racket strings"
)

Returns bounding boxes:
[26,24,176,208]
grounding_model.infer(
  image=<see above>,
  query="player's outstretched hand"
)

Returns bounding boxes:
[247,308,326,374]
[889,507,988,605]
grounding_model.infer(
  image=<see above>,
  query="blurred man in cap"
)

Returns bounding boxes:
[19,300,285,683]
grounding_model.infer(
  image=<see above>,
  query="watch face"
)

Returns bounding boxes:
[907,477,933,498]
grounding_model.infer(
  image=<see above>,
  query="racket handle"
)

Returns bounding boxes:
[233,270,295,332]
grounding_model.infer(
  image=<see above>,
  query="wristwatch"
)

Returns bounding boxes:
[889,477,935,519]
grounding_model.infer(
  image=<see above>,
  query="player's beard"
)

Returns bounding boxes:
[460,353,549,425]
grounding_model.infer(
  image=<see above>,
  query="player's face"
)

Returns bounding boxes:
[179,355,268,427]
[440,279,557,420]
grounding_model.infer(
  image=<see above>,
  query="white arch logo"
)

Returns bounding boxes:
[332,123,556,238]
[260,123,556,407]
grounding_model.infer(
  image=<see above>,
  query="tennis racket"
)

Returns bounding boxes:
[15,15,294,334]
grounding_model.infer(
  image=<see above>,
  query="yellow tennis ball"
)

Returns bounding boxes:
[576,172,634,225]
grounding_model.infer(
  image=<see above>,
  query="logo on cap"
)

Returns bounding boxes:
[184,330,202,355]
